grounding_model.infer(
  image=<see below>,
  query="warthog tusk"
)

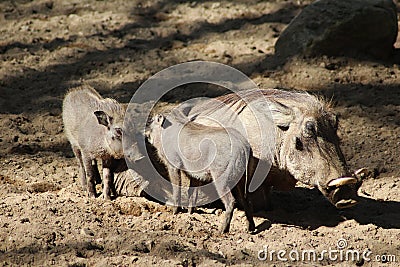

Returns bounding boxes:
[328,177,358,187]
[354,167,369,178]
[335,199,358,209]
[132,155,145,162]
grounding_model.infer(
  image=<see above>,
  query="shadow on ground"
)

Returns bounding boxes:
[255,187,400,232]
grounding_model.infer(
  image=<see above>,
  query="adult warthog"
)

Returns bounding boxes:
[186,89,362,209]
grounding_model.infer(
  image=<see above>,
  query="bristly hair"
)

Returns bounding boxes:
[65,85,123,117]
[66,84,102,99]
[202,88,333,117]
[101,98,124,117]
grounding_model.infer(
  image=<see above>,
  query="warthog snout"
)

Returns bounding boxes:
[124,141,145,163]
[324,168,370,209]
[324,177,359,209]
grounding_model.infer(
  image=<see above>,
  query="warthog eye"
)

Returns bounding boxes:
[295,137,303,151]
[332,114,339,130]
[305,121,316,137]
[114,128,123,140]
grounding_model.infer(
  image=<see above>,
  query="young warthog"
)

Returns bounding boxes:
[62,85,142,199]
[147,111,255,233]
[187,89,361,209]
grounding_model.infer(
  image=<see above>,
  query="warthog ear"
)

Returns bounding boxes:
[154,114,171,129]
[177,102,194,116]
[161,117,172,129]
[330,113,339,130]
[94,111,111,127]
[268,100,294,128]
[170,108,190,123]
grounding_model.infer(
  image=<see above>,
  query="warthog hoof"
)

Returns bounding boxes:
[172,206,179,214]
[247,222,256,234]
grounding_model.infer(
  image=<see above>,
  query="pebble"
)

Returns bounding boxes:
[80,227,94,237]
[145,240,155,251]
[131,256,139,263]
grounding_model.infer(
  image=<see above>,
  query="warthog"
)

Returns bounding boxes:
[186,89,361,209]
[147,111,255,233]
[62,85,143,199]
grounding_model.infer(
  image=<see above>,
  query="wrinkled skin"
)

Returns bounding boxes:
[275,104,359,208]
[187,89,361,209]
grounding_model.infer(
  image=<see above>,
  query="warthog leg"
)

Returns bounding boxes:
[102,159,116,200]
[91,159,102,185]
[188,174,200,214]
[71,145,86,191]
[168,167,181,214]
[219,190,236,233]
[82,154,97,198]
[235,180,255,233]
[214,176,236,233]
[262,185,273,211]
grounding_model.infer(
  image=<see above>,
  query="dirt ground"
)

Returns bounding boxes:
[0,0,399,266]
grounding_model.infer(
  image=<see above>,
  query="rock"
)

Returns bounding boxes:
[275,0,398,60]
[80,227,95,237]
